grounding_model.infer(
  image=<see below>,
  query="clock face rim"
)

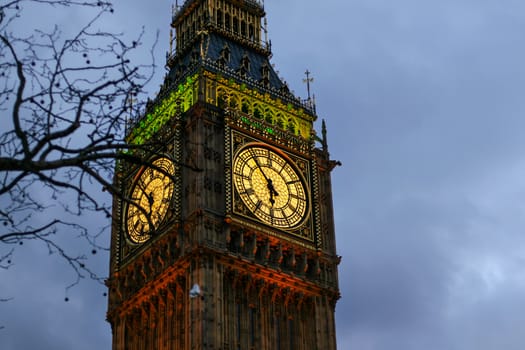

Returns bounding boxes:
[232,143,310,229]
[124,157,175,244]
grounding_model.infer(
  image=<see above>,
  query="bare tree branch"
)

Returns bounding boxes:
[0,0,168,290]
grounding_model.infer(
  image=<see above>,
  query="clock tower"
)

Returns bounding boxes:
[107,1,341,349]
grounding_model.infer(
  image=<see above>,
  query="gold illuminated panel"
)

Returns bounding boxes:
[233,144,308,229]
[125,157,175,244]
[210,71,316,139]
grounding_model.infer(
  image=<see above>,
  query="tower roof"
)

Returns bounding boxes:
[164,31,314,114]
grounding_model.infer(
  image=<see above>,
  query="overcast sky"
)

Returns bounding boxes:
[2,0,525,349]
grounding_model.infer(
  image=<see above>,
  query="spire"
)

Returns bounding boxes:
[303,69,316,113]
[322,119,328,153]
[303,69,313,101]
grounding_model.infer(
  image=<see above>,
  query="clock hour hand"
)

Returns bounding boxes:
[267,179,279,206]
[147,191,155,206]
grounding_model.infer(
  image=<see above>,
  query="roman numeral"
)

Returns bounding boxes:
[290,194,305,200]
[286,179,301,185]
[241,188,255,196]
[234,171,250,180]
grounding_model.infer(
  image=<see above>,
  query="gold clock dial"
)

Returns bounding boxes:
[125,157,175,244]
[233,144,309,229]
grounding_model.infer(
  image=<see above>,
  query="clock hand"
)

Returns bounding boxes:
[267,179,279,206]
[251,153,271,183]
[267,179,279,197]
[147,191,155,207]
[249,151,280,204]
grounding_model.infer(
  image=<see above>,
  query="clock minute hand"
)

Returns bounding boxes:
[250,151,279,205]
[252,155,270,182]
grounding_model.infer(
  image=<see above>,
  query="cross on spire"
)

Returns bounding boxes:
[303,69,314,100]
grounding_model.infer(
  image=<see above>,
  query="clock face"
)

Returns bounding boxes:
[233,144,309,229]
[125,157,175,244]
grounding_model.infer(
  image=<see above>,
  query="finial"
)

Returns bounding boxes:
[264,16,268,47]
[303,69,314,101]
[322,119,328,153]
[303,70,316,112]
[169,29,173,55]
[197,30,209,58]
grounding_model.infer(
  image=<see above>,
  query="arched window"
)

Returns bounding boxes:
[253,104,262,119]
[241,21,247,36]
[260,63,270,87]
[229,94,239,109]
[287,118,297,134]
[217,88,228,109]
[217,45,230,68]
[239,54,250,77]
[225,13,231,31]
[233,17,239,34]
[241,99,250,114]
[221,45,230,62]
[264,108,274,124]
[249,24,255,41]
[276,114,284,128]
[216,10,223,27]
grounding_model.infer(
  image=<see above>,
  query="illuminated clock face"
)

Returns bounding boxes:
[125,157,175,244]
[233,144,309,229]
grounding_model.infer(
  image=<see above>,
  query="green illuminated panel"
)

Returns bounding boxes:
[128,74,198,145]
